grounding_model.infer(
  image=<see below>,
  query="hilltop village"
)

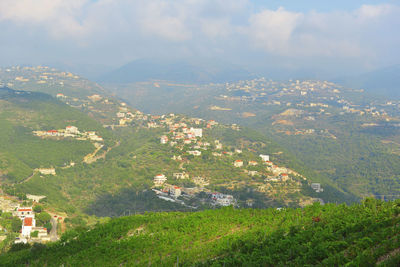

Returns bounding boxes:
[30,88,315,208]
[112,110,309,208]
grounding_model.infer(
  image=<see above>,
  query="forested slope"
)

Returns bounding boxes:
[1,199,398,266]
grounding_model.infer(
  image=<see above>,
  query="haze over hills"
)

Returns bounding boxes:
[99,58,256,84]
[335,64,400,98]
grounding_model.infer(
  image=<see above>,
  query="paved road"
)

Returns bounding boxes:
[50,217,58,241]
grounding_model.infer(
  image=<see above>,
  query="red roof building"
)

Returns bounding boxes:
[24,217,33,227]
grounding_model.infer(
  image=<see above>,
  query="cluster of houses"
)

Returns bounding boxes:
[13,207,50,244]
[210,192,235,206]
[33,126,103,142]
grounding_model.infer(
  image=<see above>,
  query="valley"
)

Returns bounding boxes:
[0,66,397,260]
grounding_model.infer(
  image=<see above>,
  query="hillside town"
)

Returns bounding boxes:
[112,111,308,207]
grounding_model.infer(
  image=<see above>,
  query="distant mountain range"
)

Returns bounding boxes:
[98,58,256,84]
[335,64,400,98]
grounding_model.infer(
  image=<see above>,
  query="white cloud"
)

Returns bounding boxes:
[0,1,398,73]
[247,7,303,54]
[356,4,393,20]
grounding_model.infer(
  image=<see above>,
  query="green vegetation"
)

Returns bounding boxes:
[0,87,112,184]
[0,199,398,266]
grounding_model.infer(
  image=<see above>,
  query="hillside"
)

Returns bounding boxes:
[0,82,346,221]
[105,78,400,201]
[0,200,399,266]
[99,58,255,84]
[0,87,110,184]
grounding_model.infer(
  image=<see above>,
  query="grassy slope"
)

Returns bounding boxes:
[0,88,111,184]
[0,199,398,266]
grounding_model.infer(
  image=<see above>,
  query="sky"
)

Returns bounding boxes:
[0,0,399,79]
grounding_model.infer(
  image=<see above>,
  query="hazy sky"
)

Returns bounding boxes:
[0,0,399,78]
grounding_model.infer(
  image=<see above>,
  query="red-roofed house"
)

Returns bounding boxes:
[22,217,36,237]
[248,161,258,166]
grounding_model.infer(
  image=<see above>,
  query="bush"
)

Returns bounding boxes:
[30,231,39,238]
[33,205,43,213]
[11,217,22,232]
[9,242,30,252]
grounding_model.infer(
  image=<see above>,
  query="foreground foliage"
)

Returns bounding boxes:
[0,199,399,266]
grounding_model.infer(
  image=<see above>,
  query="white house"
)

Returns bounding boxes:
[15,207,34,219]
[234,160,243,167]
[259,154,270,162]
[65,126,79,134]
[248,161,258,166]
[116,112,125,118]
[21,217,36,237]
[153,174,167,185]
[170,186,182,198]
[160,135,168,144]
[189,128,203,138]
[37,168,56,175]
[188,150,201,156]
[173,173,189,179]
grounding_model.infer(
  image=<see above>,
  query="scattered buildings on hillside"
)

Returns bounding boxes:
[33,126,103,142]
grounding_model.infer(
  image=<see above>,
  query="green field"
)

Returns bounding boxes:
[0,199,398,266]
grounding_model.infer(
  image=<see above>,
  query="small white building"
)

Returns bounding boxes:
[65,126,79,134]
[37,168,56,175]
[188,150,201,156]
[189,128,203,138]
[259,154,270,162]
[248,161,258,166]
[233,160,243,167]
[170,186,182,198]
[311,183,324,193]
[153,174,167,185]
[173,173,189,179]
[280,173,289,181]
[160,135,168,144]
[116,112,125,118]
[15,207,34,220]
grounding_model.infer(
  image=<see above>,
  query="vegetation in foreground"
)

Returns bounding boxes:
[0,199,399,266]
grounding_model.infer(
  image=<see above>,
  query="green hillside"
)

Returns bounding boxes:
[0,199,398,266]
[106,79,400,200]
[0,87,111,184]
[0,83,359,219]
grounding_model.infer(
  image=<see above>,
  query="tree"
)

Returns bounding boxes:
[44,222,52,233]
[36,212,51,227]
[11,217,22,232]
[33,205,43,213]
